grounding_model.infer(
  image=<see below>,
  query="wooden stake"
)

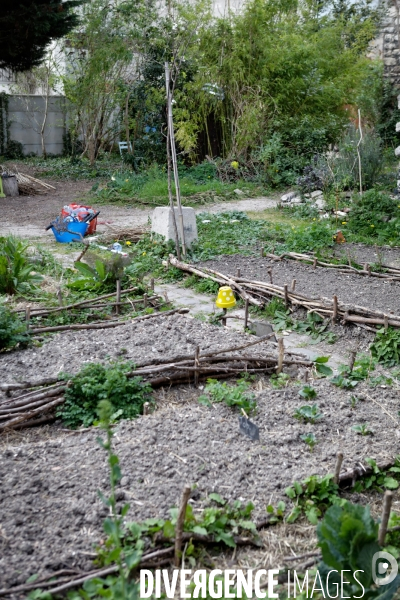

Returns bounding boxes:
[175,485,191,567]
[384,315,389,332]
[244,299,249,331]
[268,269,273,284]
[332,295,338,322]
[150,278,155,291]
[313,258,317,269]
[221,308,227,327]
[284,284,289,308]
[143,402,149,416]
[303,369,309,383]
[25,306,30,330]
[144,293,148,308]
[291,279,296,292]
[260,246,265,257]
[367,264,371,277]
[333,452,344,485]
[348,350,357,373]
[194,346,200,387]
[56,288,63,307]
[115,279,121,315]
[237,268,241,278]
[277,338,284,374]
[378,491,393,547]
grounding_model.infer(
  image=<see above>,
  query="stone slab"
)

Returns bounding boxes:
[151,206,198,248]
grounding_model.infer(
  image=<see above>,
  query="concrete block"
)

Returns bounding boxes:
[151,206,198,248]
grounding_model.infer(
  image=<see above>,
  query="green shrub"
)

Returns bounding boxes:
[0,306,30,350]
[371,327,400,366]
[0,236,43,295]
[198,378,256,414]
[57,362,152,428]
[347,189,400,242]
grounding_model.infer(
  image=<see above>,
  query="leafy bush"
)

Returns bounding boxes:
[0,306,30,351]
[347,189,400,242]
[57,362,152,428]
[266,222,334,254]
[285,474,340,524]
[0,236,43,295]
[317,501,400,598]
[69,255,130,292]
[371,327,400,366]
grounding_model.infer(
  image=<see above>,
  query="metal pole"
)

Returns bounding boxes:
[165,62,187,256]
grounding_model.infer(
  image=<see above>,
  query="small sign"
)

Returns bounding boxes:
[239,416,260,441]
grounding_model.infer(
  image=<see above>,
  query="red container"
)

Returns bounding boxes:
[61,204,97,235]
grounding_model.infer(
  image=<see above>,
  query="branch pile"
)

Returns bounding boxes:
[266,251,400,281]
[166,255,400,331]
[99,224,149,244]
[1,164,55,195]
[0,333,312,431]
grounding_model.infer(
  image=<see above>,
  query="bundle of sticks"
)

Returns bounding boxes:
[266,250,400,281]
[166,255,400,331]
[0,165,55,195]
[0,333,312,431]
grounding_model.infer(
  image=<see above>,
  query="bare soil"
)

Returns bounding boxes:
[1,316,399,592]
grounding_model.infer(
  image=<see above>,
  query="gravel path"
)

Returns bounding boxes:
[198,255,400,316]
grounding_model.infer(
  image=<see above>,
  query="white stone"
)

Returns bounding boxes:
[395,146,400,157]
[151,207,198,248]
[398,94,400,110]
[384,57,397,66]
[319,213,330,219]
[233,188,246,196]
[281,191,296,202]
[290,197,303,204]
[396,122,400,132]
[315,197,326,210]
[311,190,323,199]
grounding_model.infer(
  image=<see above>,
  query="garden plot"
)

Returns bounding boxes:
[1,315,399,590]
[197,254,400,317]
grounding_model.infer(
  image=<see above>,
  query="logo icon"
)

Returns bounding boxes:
[372,552,398,586]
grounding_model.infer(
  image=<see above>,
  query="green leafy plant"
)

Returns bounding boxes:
[294,312,337,344]
[198,378,256,414]
[330,375,358,389]
[266,501,286,524]
[298,385,317,400]
[352,423,373,436]
[269,372,290,388]
[0,236,43,295]
[57,361,152,428]
[293,404,322,424]
[0,306,30,350]
[371,327,400,366]
[285,474,340,524]
[349,395,359,409]
[317,501,400,599]
[314,356,333,377]
[301,432,317,451]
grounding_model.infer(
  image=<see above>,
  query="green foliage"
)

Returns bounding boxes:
[190,212,267,261]
[270,372,290,389]
[298,385,317,400]
[293,312,337,344]
[266,501,286,524]
[354,457,400,493]
[330,375,358,389]
[198,378,256,414]
[26,155,121,180]
[68,255,129,293]
[0,0,82,72]
[0,306,30,351]
[347,189,400,243]
[301,432,317,451]
[57,362,152,428]
[266,222,334,254]
[293,404,322,424]
[371,327,400,367]
[352,423,373,436]
[182,274,220,295]
[314,356,334,377]
[264,297,286,319]
[339,353,375,381]
[0,236,43,295]
[285,474,340,525]
[317,501,400,599]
